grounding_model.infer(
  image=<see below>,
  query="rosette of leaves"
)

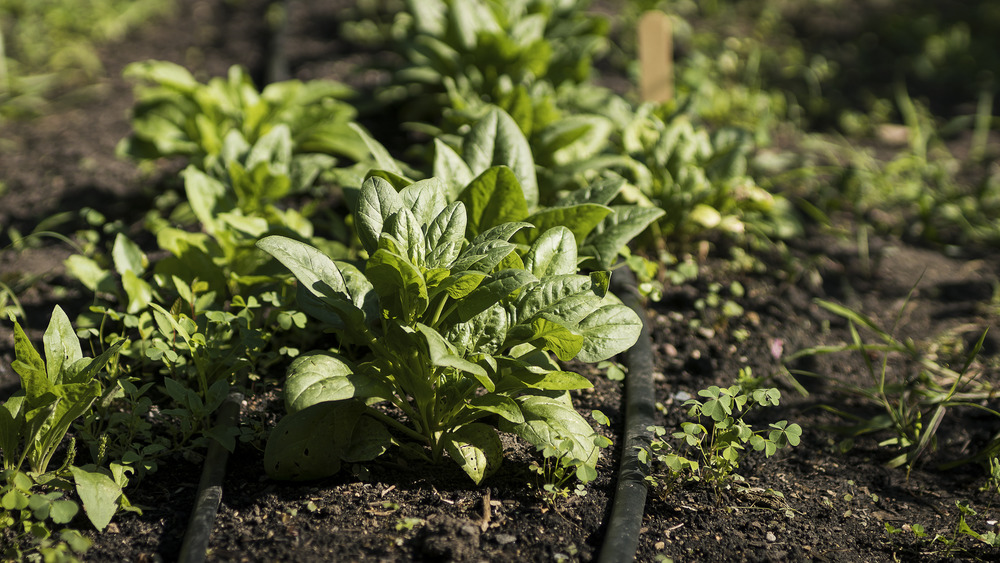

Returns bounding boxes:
[617,107,801,243]
[430,106,665,268]
[117,60,370,168]
[257,172,642,484]
[389,0,608,125]
[149,124,335,297]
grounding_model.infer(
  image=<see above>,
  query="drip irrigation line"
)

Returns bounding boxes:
[178,390,244,563]
[599,267,655,563]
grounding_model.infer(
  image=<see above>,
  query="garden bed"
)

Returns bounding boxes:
[2,1,999,562]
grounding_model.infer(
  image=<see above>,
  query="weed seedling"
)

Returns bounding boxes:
[642,373,801,500]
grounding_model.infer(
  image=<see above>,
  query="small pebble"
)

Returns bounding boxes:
[766,531,776,542]
[495,534,516,545]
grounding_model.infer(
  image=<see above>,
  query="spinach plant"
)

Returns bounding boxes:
[117,60,370,169]
[432,106,665,269]
[617,108,801,244]
[258,172,642,483]
[390,0,608,127]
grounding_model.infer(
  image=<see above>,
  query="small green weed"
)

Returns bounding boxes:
[642,374,801,499]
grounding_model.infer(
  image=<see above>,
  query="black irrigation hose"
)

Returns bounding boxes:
[598,267,656,563]
[178,390,244,563]
[178,2,287,558]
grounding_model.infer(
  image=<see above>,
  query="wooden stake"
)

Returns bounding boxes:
[638,11,673,103]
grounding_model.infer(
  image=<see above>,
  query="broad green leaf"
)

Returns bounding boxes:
[464,108,537,210]
[583,206,665,269]
[469,221,533,245]
[538,114,614,166]
[524,227,577,278]
[0,403,23,469]
[468,395,524,424]
[518,204,612,247]
[70,466,122,531]
[284,352,389,412]
[514,275,595,324]
[443,423,502,485]
[501,395,600,473]
[434,271,488,300]
[458,167,529,237]
[64,255,115,295]
[64,340,124,386]
[183,166,230,234]
[121,271,154,315]
[528,317,584,361]
[433,138,474,200]
[1,488,28,510]
[384,207,426,267]
[43,306,82,385]
[256,236,375,328]
[400,178,448,226]
[48,498,80,525]
[451,239,516,273]
[415,323,490,389]
[111,233,147,276]
[447,303,509,357]
[574,303,642,363]
[342,416,392,462]
[366,249,428,323]
[425,201,467,268]
[264,400,365,481]
[348,123,405,176]
[457,269,537,322]
[554,177,623,207]
[12,321,50,399]
[506,370,593,391]
[355,176,405,254]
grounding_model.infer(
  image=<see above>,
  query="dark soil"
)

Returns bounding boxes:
[2,1,999,562]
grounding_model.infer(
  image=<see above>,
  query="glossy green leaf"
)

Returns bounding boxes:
[366,248,428,323]
[356,176,405,254]
[457,269,536,322]
[265,400,366,481]
[583,206,665,269]
[400,177,448,226]
[284,352,389,413]
[384,207,426,267]
[458,166,529,237]
[523,227,577,278]
[70,466,122,531]
[451,239,516,273]
[463,108,537,210]
[469,395,524,424]
[443,423,502,485]
[529,317,584,361]
[42,306,82,385]
[518,204,611,247]
[501,395,600,473]
[433,138,474,200]
[257,236,375,329]
[574,302,642,363]
[111,233,147,276]
[12,321,50,400]
[425,201,467,268]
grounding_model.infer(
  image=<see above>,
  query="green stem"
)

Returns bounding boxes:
[364,406,428,445]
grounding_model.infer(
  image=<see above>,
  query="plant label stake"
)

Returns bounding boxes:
[638,11,673,103]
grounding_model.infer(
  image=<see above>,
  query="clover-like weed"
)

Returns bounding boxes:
[642,372,801,499]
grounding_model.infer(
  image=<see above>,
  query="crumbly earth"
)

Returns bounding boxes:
[1,1,999,562]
